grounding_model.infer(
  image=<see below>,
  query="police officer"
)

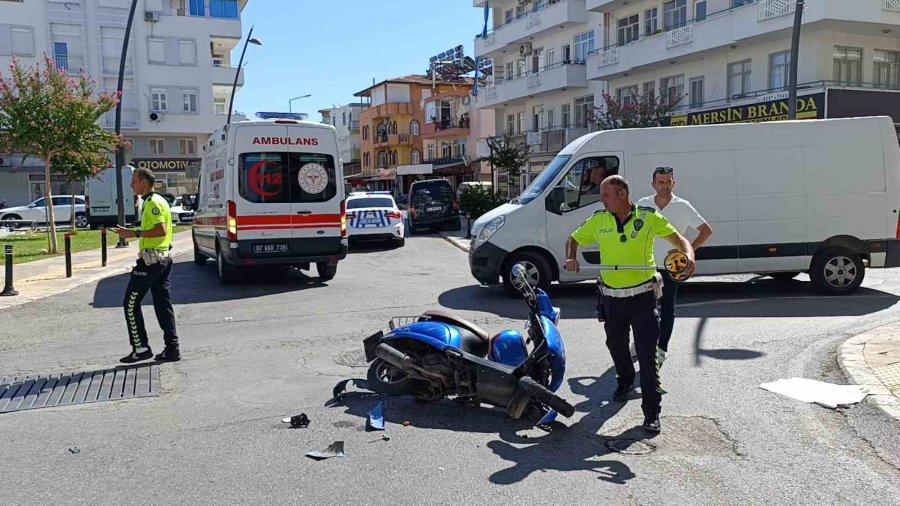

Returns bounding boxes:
[115,167,180,364]
[565,176,694,433]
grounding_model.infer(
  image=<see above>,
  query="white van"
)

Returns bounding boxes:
[469,116,900,295]
[191,114,347,284]
[84,165,137,228]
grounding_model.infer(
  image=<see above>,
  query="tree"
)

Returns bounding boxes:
[0,56,122,252]
[485,131,531,198]
[459,184,504,221]
[592,86,684,130]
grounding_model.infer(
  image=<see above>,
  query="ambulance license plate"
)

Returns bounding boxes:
[253,243,288,254]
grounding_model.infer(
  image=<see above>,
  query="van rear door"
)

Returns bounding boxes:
[233,125,294,257]
[286,125,343,256]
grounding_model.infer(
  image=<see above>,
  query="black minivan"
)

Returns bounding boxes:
[407,179,461,234]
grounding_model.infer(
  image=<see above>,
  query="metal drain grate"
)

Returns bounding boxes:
[0,363,159,414]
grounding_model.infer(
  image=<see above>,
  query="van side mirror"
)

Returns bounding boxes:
[546,186,565,215]
[181,193,197,211]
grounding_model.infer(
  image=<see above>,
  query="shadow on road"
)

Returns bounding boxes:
[91,259,328,308]
[334,370,645,485]
[439,278,900,321]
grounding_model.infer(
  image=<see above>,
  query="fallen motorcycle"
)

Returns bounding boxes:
[362,264,575,424]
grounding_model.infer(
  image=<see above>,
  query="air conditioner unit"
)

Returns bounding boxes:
[519,43,533,57]
[149,112,163,122]
[144,11,160,22]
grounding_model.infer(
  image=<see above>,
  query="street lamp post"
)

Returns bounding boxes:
[226,26,262,128]
[788,0,805,120]
[288,94,312,113]
[112,0,139,248]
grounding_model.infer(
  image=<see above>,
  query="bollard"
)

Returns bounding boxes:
[65,233,72,278]
[1,244,17,296]
[101,225,108,267]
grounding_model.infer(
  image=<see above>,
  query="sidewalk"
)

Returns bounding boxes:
[438,221,472,253]
[838,325,900,421]
[0,231,193,311]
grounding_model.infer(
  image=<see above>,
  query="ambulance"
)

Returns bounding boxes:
[190,113,347,284]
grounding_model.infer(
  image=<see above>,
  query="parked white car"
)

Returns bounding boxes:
[0,195,87,229]
[170,196,194,224]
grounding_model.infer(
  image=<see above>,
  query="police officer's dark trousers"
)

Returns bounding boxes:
[603,290,661,418]
[658,270,679,352]
[124,258,178,351]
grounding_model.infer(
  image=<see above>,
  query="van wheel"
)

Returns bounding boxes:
[317,262,337,281]
[193,236,207,266]
[810,248,864,295]
[74,213,88,229]
[502,251,551,296]
[217,248,238,285]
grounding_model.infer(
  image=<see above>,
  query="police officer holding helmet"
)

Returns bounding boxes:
[565,175,694,433]
[115,167,180,364]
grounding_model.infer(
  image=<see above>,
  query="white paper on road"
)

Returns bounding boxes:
[759,378,868,409]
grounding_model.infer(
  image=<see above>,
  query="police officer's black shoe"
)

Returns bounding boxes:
[119,349,153,364]
[643,415,661,433]
[155,347,181,362]
[613,385,632,402]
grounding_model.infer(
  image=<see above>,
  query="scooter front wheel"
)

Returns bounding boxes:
[367,359,417,396]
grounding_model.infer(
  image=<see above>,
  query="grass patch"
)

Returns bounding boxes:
[1,226,190,265]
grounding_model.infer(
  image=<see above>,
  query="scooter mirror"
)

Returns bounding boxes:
[511,263,529,289]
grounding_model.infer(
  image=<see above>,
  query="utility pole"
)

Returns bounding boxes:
[788,0,805,120]
[113,0,139,247]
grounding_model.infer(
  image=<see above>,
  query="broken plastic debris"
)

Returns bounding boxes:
[368,435,390,443]
[327,378,371,406]
[68,447,80,454]
[367,401,385,431]
[305,441,346,460]
[760,377,868,409]
[224,317,234,321]
[281,413,310,428]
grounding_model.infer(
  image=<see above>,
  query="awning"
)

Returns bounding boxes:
[396,164,433,176]
[366,167,397,181]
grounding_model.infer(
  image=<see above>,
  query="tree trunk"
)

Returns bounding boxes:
[42,157,59,254]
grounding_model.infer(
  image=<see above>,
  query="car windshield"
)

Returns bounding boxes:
[411,181,454,204]
[518,155,572,205]
[347,197,394,209]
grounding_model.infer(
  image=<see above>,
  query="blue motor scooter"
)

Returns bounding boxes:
[362,264,574,424]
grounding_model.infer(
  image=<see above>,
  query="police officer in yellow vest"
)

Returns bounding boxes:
[115,167,180,364]
[565,175,694,433]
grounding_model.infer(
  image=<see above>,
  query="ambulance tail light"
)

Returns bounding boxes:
[896,214,900,239]
[340,199,347,237]
[227,200,237,241]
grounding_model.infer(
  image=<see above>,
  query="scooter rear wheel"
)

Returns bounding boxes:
[367,359,417,396]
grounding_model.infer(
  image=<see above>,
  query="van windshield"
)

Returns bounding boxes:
[518,155,572,205]
[238,152,336,203]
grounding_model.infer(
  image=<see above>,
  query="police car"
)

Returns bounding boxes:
[346,192,405,246]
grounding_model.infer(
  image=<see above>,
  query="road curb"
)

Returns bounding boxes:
[0,237,193,312]
[837,323,900,421]
[438,232,471,253]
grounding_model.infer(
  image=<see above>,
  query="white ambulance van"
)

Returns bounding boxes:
[191,113,347,284]
[469,116,900,296]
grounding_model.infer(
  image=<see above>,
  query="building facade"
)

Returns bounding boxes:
[473,0,900,195]
[587,0,900,135]
[473,0,608,195]
[0,0,249,206]
[320,102,365,185]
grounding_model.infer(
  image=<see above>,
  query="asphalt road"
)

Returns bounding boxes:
[1,234,899,505]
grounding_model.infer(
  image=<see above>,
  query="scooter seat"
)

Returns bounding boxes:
[422,310,491,342]
[455,327,490,357]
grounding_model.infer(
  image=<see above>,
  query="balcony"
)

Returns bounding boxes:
[388,133,414,145]
[586,0,625,12]
[424,156,466,169]
[475,0,587,58]
[476,62,588,109]
[102,108,140,130]
[211,65,243,88]
[421,117,471,140]
[53,54,84,72]
[884,0,900,12]
[350,120,360,133]
[161,0,243,48]
[525,126,589,154]
[370,102,412,118]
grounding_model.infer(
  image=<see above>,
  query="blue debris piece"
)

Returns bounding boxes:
[367,401,385,431]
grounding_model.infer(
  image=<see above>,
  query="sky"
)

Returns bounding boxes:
[233,1,488,121]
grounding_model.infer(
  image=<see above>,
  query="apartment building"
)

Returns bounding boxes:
[473,0,608,194]
[587,0,900,132]
[0,0,249,206]
[320,103,365,185]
